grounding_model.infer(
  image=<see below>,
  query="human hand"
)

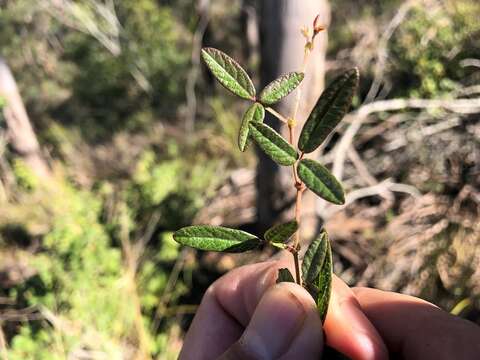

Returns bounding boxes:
[179,257,386,359]
[179,258,480,359]
[352,286,480,359]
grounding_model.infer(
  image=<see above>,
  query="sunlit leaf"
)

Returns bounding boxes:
[298,68,359,153]
[173,225,261,253]
[302,231,332,323]
[276,268,295,283]
[201,47,256,100]
[297,159,345,205]
[249,122,298,166]
[238,102,265,152]
[264,220,298,243]
[259,72,305,105]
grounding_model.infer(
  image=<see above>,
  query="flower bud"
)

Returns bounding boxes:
[313,14,326,34]
[301,26,310,39]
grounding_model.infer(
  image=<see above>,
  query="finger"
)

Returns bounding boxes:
[220,282,323,360]
[213,257,294,327]
[352,287,435,355]
[179,284,243,360]
[180,259,292,359]
[323,276,389,360]
[279,284,324,359]
[353,287,480,359]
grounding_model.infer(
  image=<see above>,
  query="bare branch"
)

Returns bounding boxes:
[358,97,480,116]
[332,97,480,181]
[318,178,421,219]
[42,0,152,92]
[0,58,51,179]
[185,0,210,134]
[364,0,415,103]
[347,147,378,187]
[460,58,480,69]
[42,0,121,56]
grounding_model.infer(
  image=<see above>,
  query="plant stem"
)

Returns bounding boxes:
[267,23,321,286]
[293,251,301,284]
[288,28,318,285]
[287,33,313,285]
[290,41,313,130]
[266,106,289,124]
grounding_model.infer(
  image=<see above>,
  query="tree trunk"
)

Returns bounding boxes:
[0,58,50,179]
[257,0,330,238]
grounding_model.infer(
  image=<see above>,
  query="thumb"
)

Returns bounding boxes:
[219,282,323,360]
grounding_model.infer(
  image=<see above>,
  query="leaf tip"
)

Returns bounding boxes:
[200,47,216,66]
[200,47,212,58]
[329,187,346,205]
[276,268,295,283]
[172,227,185,245]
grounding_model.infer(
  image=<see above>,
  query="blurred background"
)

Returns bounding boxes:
[0,0,479,358]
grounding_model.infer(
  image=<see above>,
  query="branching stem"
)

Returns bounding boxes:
[265,22,323,286]
[287,26,320,285]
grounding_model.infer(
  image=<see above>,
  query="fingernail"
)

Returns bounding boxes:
[240,285,307,359]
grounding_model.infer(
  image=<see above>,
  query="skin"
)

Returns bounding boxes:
[179,257,480,360]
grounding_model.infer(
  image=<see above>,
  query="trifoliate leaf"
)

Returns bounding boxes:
[298,68,359,153]
[173,225,261,253]
[201,47,256,100]
[249,122,298,166]
[297,159,345,205]
[302,231,332,323]
[264,220,298,243]
[259,72,305,105]
[238,103,265,152]
[276,268,295,284]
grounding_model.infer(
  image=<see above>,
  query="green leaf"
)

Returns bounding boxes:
[298,68,359,153]
[249,122,298,166]
[238,103,265,152]
[201,47,256,100]
[297,159,345,205]
[302,231,328,285]
[259,72,305,105]
[317,239,332,323]
[264,220,298,243]
[276,268,295,283]
[302,231,333,323]
[173,225,261,253]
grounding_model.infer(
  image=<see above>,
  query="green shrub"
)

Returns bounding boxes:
[390,0,480,98]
